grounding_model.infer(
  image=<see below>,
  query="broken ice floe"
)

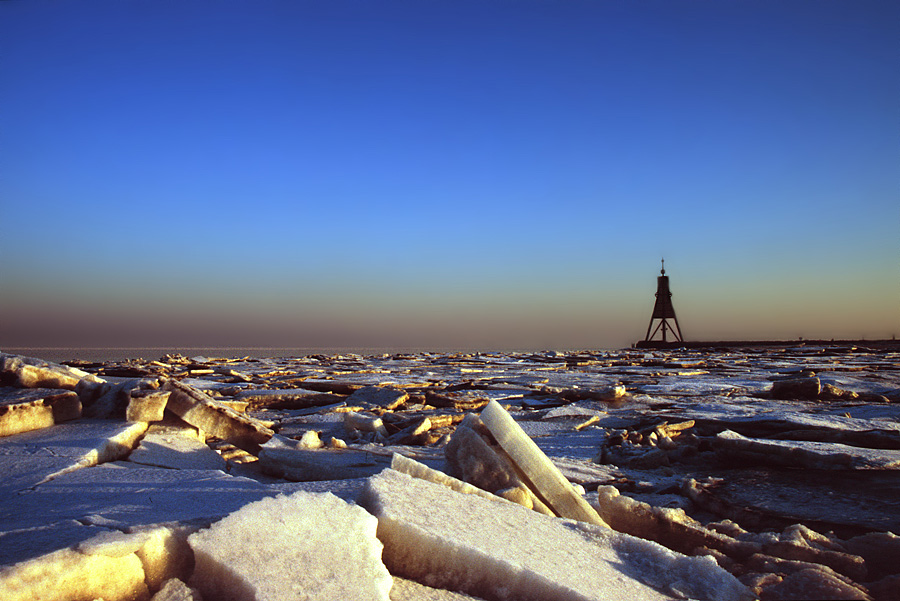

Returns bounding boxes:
[713,429,900,469]
[188,491,392,601]
[0,347,898,600]
[360,468,751,601]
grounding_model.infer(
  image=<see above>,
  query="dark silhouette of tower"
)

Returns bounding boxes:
[644,259,683,343]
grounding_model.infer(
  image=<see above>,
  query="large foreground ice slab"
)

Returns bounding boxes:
[359,469,752,601]
[189,490,392,601]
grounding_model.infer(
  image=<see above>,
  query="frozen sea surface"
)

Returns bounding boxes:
[2,343,899,595]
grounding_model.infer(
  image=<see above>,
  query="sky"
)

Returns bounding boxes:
[1,0,898,352]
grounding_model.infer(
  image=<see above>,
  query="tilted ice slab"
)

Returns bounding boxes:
[359,469,752,601]
[0,353,105,391]
[189,490,392,601]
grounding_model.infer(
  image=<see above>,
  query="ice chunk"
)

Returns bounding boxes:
[591,485,760,560]
[151,578,203,601]
[163,379,273,454]
[234,388,342,409]
[0,524,196,600]
[761,567,871,600]
[127,389,170,422]
[359,469,752,601]
[189,490,392,601]
[770,376,822,400]
[347,385,409,410]
[537,385,626,403]
[387,416,433,445]
[845,531,900,581]
[0,388,80,437]
[344,410,389,438]
[444,415,553,515]
[129,524,197,593]
[0,531,150,601]
[258,442,392,481]
[128,424,226,471]
[445,418,523,490]
[479,400,606,526]
[0,353,106,390]
[85,377,158,418]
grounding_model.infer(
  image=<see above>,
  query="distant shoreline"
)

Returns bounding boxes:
[634,338,900,351]
[4,339,898,364]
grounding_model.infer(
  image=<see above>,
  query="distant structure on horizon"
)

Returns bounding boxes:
[643,259,684,344]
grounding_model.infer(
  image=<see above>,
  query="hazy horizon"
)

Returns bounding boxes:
[2,1,897,351]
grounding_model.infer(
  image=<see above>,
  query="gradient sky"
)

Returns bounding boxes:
[1,0,898,351]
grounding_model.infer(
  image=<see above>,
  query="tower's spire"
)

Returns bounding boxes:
[661,257,665,275]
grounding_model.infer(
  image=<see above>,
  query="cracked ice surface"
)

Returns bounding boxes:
[0,344,898,600]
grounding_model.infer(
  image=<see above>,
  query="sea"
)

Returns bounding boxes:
[1,346,550,364]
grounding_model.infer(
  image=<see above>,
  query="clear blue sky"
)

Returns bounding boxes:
[1,0,897,351]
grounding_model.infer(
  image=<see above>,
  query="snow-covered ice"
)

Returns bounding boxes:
[360,468,752,601]
[189,490,392,601]
[0,345,897,600]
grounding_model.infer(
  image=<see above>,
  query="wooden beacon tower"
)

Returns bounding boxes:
[644,259,683,343]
